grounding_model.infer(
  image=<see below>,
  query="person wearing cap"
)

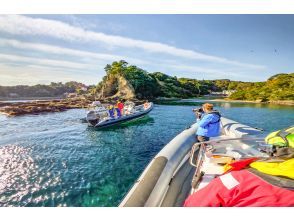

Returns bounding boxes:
[195,103,221,144]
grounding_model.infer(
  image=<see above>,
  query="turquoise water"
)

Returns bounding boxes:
[0,101,293,206]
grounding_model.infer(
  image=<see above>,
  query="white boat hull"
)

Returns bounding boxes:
[87,102,153,128]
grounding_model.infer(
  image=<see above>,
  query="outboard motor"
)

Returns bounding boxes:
[86,110,100,126]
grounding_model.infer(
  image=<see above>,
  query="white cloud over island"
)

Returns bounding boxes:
[0,15,268,85]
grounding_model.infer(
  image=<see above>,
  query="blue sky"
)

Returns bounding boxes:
[0,14,294,85]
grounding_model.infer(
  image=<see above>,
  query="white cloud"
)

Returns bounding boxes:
[0,38,147,65]
[0,63,99,86]
[0,53,90,69]
[171,65,228,75]
[66,15,126,33]
[0,15,266,69]
[166,64,265,81]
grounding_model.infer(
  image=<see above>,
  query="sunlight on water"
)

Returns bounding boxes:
[0,145,50,206]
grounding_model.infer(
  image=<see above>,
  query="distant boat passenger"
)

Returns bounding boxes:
[114,101,121,118]
[144,101,149,109]
[117,100,124,116]
[108,105,115,118]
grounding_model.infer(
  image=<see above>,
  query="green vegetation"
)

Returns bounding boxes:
[0,81,89,98]
[230,73,294,101]
[98,60,242,99]
[1,60,292,103]
[123,65,160,99]
[96,61,293,102]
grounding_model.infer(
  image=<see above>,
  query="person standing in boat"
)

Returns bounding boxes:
[117,100,124,116]
[195,103,221,144]
[114,101,122,118]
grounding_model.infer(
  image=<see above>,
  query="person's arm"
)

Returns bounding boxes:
[198,115,212,128]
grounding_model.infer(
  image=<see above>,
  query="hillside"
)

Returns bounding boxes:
[0,81,90,99]
[1,60,292,103]
[95,60,244,99]
[229,73,294,101]
[95,61,293,102]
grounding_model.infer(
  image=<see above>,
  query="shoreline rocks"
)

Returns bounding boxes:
[0,97,145,117]
[213,98,294,106]
[0,98,91,116]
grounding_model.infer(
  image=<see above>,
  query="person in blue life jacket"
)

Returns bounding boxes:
[194,103,221,145]
[108,105,115,118]
[114,101,121,118]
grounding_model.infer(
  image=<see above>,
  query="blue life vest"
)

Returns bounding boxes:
[196,111,221,137]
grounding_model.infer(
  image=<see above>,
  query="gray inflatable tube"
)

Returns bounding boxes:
[119,117,262,207]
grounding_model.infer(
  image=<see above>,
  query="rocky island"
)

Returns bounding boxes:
[1,60,293,116]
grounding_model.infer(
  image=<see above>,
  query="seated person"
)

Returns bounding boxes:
[195,103,221,146]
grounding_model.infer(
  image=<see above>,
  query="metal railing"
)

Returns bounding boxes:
[189,137,265,167]
[189,136,267,190]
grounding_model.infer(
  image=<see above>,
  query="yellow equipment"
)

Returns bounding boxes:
[250,158,294,179]
[265,126,294,148]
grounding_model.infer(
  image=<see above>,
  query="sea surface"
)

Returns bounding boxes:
[0,100,293,206]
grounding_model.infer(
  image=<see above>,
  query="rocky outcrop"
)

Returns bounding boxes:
[98,74,136,100]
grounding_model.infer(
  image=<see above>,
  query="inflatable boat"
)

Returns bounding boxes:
[86,102,153,128]
[119,118,294,207]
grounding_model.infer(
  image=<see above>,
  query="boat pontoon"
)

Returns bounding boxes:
[119,117,294,207]
[86,101,153,128]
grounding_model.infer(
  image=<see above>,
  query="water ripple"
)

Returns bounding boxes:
[0,104,293,206]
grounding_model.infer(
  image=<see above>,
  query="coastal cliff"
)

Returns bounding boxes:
[97,73,136,100]
[94,61,294,103]
[95,60,205,100]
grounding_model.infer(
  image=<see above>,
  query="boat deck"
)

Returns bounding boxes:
[191,135,269,194]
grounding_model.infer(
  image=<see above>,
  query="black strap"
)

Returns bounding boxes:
[248,168,294,190]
